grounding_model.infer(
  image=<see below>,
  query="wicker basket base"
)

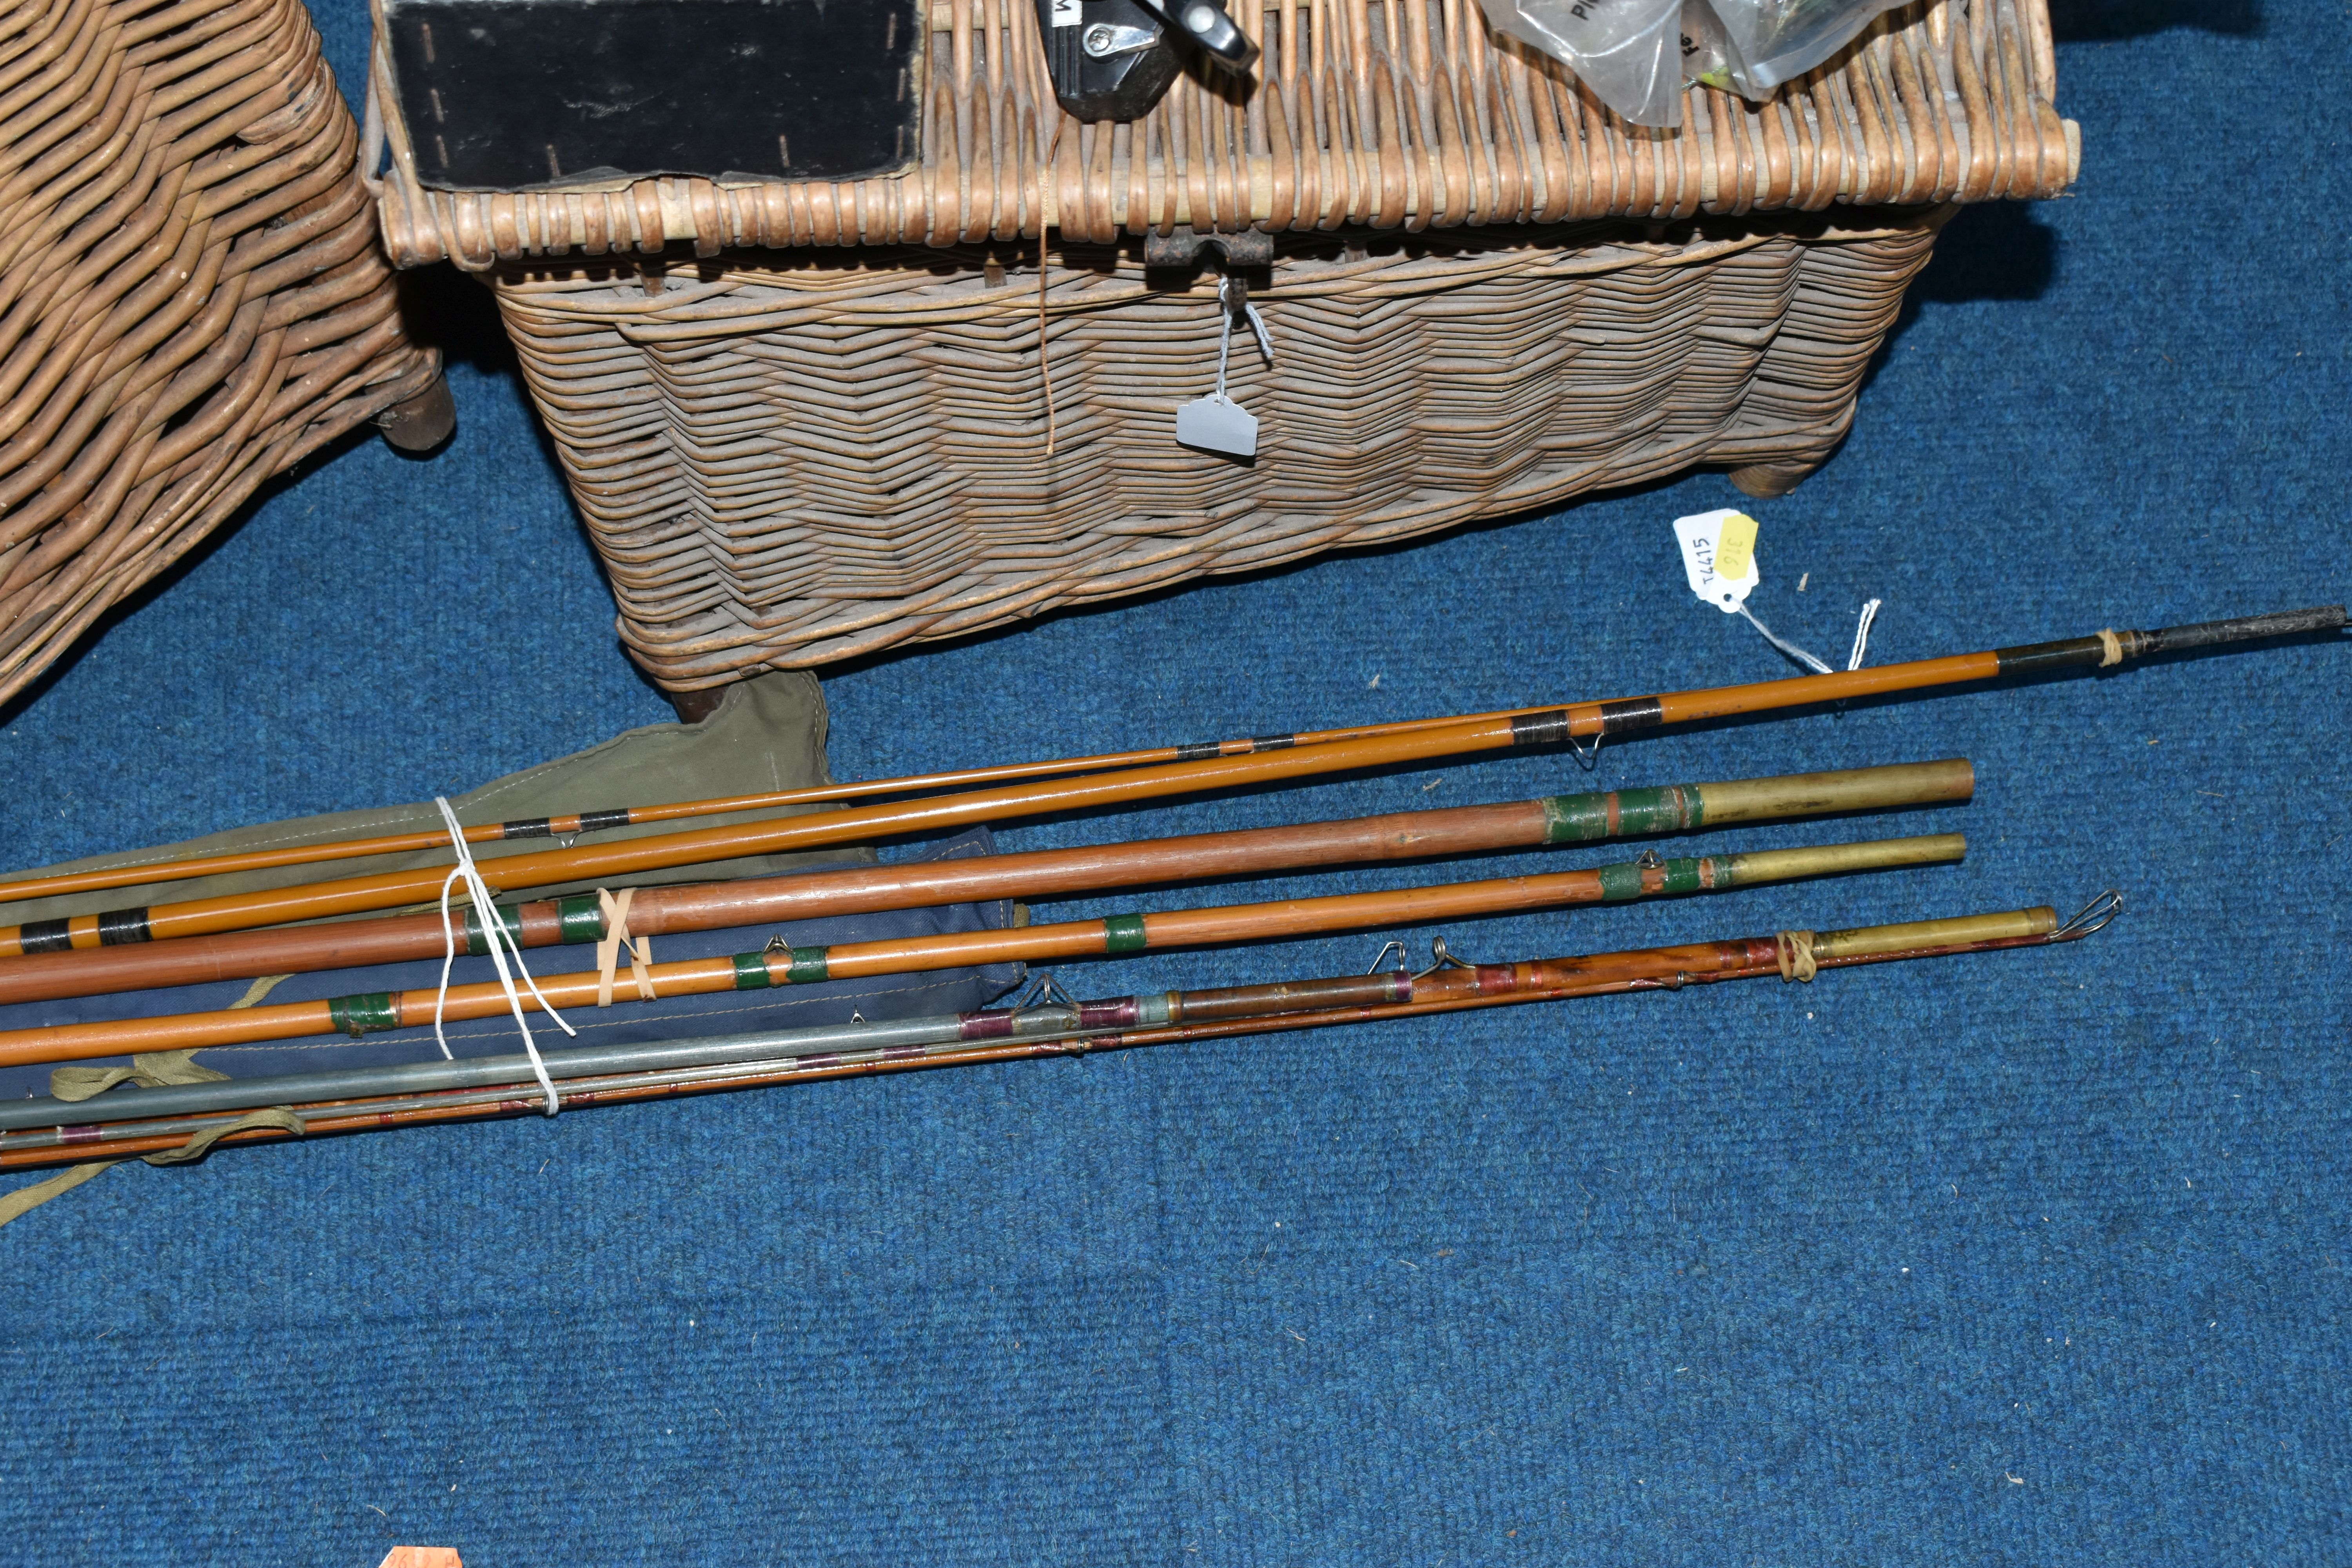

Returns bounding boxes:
[492,211,1942,687]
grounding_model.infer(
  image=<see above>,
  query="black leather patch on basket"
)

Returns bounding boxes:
[385,0,926,189]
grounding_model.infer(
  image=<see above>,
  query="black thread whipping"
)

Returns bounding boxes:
[1173,741,1221,762]
[1247,734,1297,751]
[576,808,632,833]
[1509,710,1573,747]
[17,918,71,955]
[1597,697,1665,734]
[501,818,554,840]
[95,907,151,946]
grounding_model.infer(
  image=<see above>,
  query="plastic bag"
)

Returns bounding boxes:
[1477,0,1688,126]
[1697,0,1905,93]
[1482,0,1900,122]
[1676,0,1738,92]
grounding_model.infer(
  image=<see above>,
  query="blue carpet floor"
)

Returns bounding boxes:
[2,2,2346,1562]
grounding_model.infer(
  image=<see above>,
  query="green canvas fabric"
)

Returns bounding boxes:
[0,671,862,925]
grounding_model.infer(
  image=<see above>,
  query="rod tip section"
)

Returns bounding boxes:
[2053,889,2123,939]
[2143,604,2348,654]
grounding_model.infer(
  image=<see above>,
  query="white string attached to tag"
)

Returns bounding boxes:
[1846,597,1883,670]
[1176,275,1274,458]
[1673,508,1884,673]
[432,796,575,1114]
[1226,274,1272,366]
[1733,603,1835,673]
[1733,597,1884,672]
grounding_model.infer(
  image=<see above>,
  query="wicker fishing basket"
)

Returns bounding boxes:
[0,0,445,707]
[371,0,2070,690]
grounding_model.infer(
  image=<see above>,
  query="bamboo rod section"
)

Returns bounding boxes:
[0,711,1542,958]
[0,834,1964,1067]
[0,760,1974,1006]
[0,897,2110,1168]
[2,601,2331,916]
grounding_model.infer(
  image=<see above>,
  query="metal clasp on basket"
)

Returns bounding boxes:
[1143,226,1274,269]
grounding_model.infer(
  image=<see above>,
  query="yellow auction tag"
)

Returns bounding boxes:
[1712,512,1758,584]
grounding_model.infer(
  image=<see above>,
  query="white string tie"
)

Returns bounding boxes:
[1205,275,1275,407]
[1734,604,1833,674]
[432,796,575,1115]
[1847,598,1883,670]
[1737,597,1886,675]
[1219,274,1274,381]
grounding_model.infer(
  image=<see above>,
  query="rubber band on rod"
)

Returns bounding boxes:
[1775,929,1818,982]
[433,797,574,1114]
[594,887,655,1007]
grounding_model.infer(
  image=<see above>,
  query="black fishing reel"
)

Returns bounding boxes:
[1034,0,1258,122]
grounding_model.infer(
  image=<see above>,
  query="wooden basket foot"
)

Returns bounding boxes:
[1727,459,1820,500]
[377,374,456,452]
[1727,459,1824,500]
[669,685,730,724]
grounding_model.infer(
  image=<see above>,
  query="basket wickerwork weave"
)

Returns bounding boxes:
[497,213,1936,680]
[376,0,2069,263]
[370,0,2065,690]
[0,0,440,706]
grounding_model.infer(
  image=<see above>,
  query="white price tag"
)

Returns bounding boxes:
[1050,0,1082,26]
[1176,278,1272,459]
[1673,508,1761,613]
[1176,392,1258,457]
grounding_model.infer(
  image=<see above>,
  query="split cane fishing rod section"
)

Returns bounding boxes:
[0,898,2120,1168]
[0,760,1973,1005]
[0,601,2333,950]
[0,834,1965,1066]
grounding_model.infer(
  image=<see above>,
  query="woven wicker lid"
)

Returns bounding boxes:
[370,0,2074,270]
